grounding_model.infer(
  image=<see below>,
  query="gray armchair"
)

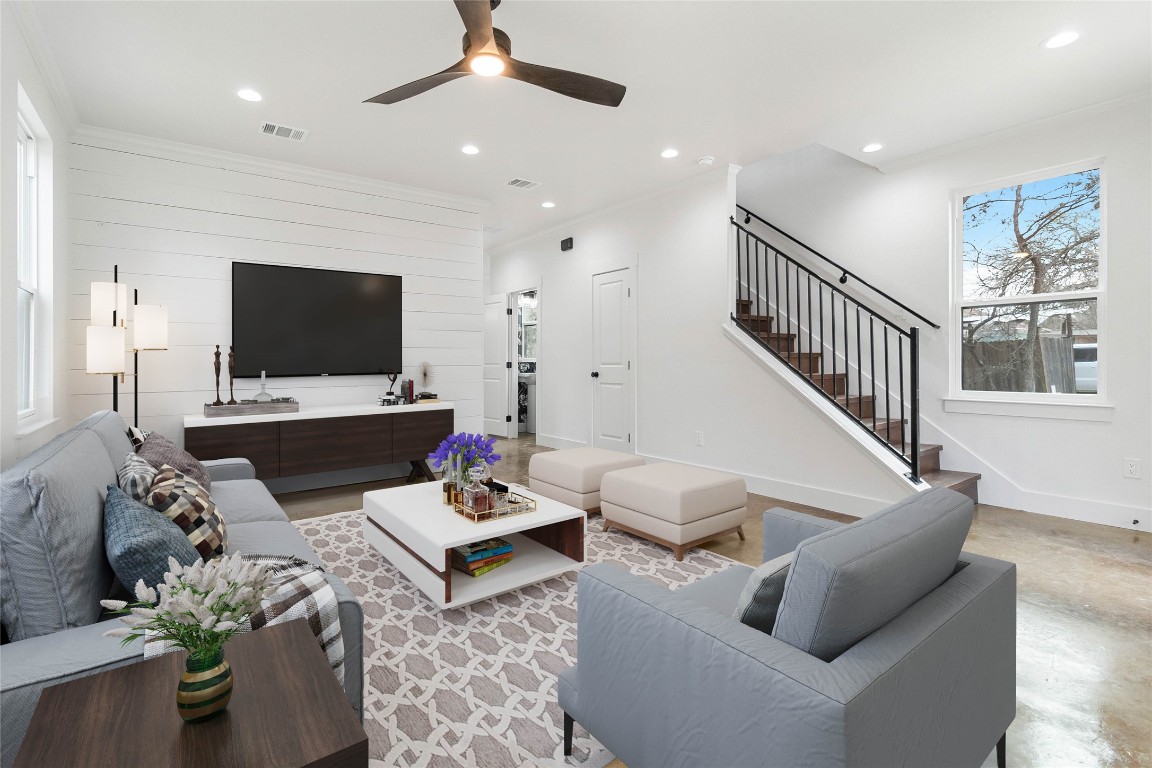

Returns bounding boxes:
[559,488,1016,768]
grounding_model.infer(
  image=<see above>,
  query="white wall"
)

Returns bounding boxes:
[0,4,72,466]
[737,98,1152,529]
[66,129,484,444]
[488,169,913,515]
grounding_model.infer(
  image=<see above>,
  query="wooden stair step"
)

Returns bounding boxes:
[921,469,982,504]
[778,351,822,374]
[917,443,942,475]
[805,372,847,396]
[835,394,876,419]
[758,332,795,353]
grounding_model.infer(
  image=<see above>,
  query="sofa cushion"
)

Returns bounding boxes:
[104,484,199,593]
[146,466,227,561]
[79,410,136,471]
[225,522,321,567]
[137,433,212,491]
[210,479,290,524]
[0,429,118,642]
[117,452,158,502]
[675,563,755,617]
[732,553,792,634]
[772,487,974,661]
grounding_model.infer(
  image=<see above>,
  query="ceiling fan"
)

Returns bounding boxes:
[365,0,626,108]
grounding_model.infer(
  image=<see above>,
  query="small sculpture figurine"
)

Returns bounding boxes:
[227,346,237,405]
[212,346,224,406]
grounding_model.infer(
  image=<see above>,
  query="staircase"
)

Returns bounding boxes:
[732,207,981,502]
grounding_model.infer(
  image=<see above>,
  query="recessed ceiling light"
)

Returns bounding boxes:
[660,148,679,159]
[461,145,480,155]
[541,201,556,208]
[861,143,883,153]
[470,54,505,76]
[1043,31,1080,49]
[236,88,262,102]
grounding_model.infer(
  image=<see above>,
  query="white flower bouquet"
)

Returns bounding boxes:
[101,552,273,664]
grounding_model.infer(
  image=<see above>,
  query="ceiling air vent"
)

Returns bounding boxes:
[505,178,541,190]
[259,122,309,142]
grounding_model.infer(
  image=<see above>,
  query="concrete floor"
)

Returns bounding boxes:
[275,434,1152,768]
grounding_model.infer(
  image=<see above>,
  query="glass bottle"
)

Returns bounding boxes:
[463,466,490,517]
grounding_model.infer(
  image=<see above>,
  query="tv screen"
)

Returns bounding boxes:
[232,262,402,378]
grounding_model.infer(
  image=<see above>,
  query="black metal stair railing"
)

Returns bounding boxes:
[731,214,930,481]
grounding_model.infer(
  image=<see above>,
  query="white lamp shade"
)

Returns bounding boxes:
[86,325,126,374]
[91,282,129,326]
[133,304,169,350]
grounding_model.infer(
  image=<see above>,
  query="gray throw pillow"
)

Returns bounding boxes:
[137,433,212,490]
[732,553,792,634]
[117,452,158,502]
[104,484,199,594]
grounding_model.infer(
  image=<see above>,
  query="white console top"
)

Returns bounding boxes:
[183,401,454,428]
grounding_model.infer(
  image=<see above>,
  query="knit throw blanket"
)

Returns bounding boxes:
[144,555,344,686]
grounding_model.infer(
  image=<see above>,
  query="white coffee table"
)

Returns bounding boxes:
[362,481,586,610]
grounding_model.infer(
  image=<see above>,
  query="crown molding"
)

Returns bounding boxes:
[488,165,730,256]
[8,2,81,131]
[875,91,1152,175]
[70,125,490,215]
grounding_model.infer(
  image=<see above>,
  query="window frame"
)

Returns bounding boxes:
[16,114,38,420]
[948,159,1108,407]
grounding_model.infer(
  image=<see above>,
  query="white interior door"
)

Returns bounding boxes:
[483,294,512,437]
[592,269,634,452]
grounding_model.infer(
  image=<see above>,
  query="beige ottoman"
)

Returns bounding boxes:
[600,463,747,560]
[529,448,646,512]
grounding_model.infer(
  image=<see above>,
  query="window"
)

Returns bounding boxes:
[956,167,1102,397]
[16,116,37,417]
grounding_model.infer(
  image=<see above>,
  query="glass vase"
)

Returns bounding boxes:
[176,648,233,723]
[463,466,491,518]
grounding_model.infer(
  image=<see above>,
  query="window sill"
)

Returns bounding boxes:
[16,416,60,440]
[941,397,1114,422]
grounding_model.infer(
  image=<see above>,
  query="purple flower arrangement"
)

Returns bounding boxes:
[428,432,501,476]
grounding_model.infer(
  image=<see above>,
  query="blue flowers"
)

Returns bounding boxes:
[428,432,501,473]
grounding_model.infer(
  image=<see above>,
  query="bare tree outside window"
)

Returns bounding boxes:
[960,169,1101,394]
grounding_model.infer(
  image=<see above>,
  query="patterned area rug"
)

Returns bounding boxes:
[293,511,737,768]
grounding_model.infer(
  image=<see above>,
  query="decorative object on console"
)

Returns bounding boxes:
[203,398,299,417]
[212,345,224,406]
[227,345,237,405]
[99,552,273,723]
[252,370,274,402]
[145,465,227,560]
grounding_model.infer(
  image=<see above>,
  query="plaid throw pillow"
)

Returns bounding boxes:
[117,452,158,502]
[146,465,227,561]
[127,426,152,450]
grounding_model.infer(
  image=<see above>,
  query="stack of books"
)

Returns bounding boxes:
[452,537,513,577]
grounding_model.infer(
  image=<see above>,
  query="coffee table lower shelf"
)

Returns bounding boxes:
[364,527,580,610]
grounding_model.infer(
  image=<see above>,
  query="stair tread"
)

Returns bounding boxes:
[921,469,983,485]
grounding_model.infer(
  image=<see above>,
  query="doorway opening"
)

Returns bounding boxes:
[514,290,539,437]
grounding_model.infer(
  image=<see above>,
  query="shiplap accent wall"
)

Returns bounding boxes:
[68,132,484,445]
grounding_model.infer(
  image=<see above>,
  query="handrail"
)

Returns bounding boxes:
[735,204,940,329]
[731,217,922,481]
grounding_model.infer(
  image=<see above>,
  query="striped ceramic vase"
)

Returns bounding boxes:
[176,649,233,723]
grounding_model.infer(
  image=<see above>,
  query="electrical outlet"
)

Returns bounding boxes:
[1122,458,1142,479]
[694,431,704,447]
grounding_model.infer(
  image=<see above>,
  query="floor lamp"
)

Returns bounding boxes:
[86,267,128,412]
[131,296,168,429]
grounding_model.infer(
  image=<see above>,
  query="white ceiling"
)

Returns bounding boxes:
[25,1,1152,248]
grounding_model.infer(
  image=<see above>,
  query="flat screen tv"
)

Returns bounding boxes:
[232,262,402,378]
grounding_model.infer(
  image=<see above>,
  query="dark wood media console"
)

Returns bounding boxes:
[184,405,453,482]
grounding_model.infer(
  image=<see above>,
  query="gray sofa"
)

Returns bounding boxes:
[0,410,364,768]
[559,487,1017,768]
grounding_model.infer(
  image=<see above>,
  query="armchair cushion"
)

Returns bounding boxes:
[732,553,792,633]
[772,487,973,661]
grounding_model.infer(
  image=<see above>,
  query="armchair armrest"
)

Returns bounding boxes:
[1,621,143,767]
[564,564,850,768]
[762,507,845,561]
[201,458,256,482]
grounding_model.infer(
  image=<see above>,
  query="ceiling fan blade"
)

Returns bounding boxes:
[503,57,626,107]
[364,59,471,104]
[454,0,496,54]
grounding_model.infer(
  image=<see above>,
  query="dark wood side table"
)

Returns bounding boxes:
[14,619,368,768]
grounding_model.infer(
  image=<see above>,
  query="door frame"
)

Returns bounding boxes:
[591,267,637,452]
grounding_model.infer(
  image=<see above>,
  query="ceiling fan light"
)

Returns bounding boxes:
[470,54,505,77]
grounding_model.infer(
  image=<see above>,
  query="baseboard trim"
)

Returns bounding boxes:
[534,434,589,451]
